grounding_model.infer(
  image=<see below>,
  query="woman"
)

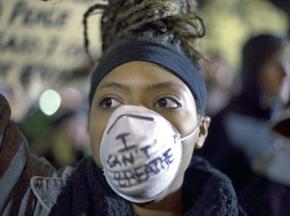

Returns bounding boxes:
[0,1,244,215]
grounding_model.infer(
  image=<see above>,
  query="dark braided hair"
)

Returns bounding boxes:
[83,2,108,61]
[83,0,205,62]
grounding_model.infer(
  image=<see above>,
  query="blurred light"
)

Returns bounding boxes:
[39,89,62,116]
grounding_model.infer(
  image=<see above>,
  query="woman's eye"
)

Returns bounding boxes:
[99,97,122,109]
[154,97,181,109]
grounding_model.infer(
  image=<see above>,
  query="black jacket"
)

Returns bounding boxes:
[50,156,246,216]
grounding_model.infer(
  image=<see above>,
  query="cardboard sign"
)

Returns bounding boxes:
[0,0,102,120]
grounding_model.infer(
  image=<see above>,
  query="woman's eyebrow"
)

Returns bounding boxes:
[147,81,186,91]
[98,82,130,91]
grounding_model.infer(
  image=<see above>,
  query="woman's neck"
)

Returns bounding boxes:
[132,189,183,216]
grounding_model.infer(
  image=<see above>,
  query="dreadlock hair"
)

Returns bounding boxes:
[83,0,205,63]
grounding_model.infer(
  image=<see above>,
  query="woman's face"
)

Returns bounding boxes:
[89,61,208,195]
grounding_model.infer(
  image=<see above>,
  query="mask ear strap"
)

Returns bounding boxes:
[178,116,204,142]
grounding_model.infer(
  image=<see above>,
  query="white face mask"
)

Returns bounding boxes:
[99,105,200,203]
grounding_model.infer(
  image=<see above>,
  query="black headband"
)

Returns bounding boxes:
[89,41,207,113]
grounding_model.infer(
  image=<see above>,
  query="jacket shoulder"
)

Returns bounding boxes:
[31,166,73,212]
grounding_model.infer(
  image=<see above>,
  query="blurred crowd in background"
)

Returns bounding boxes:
[0,0,290,177]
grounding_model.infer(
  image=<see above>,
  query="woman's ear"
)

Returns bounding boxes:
[195,116,211,149]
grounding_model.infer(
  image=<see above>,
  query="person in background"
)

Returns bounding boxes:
[20,87,90,169]
[239,99,290,215]
[26,110,89,169]
[0,0,245,215]
[198,34,290,194]
[202,52,235,116]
